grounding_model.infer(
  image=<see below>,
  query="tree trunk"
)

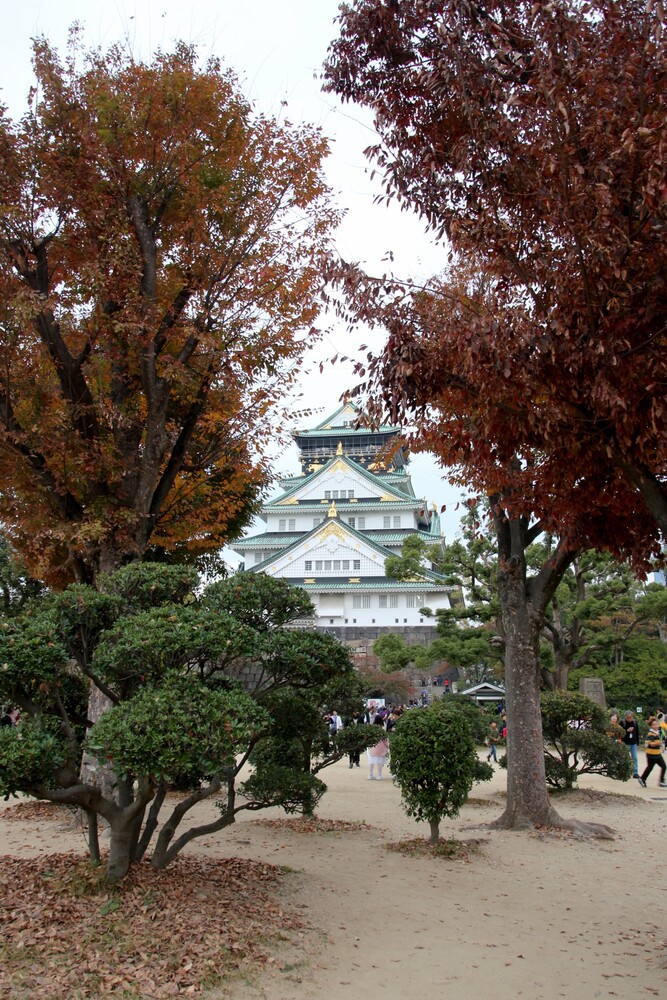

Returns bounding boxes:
[493,558,564,829]
[80,683,117,799]
[428,818,440,845]
[85,808,100,866]
[106,817,136,884]
[490,513,613,839]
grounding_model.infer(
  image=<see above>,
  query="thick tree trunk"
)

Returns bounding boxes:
[428,818,440,845]
[490,513,613,839]
[494,559,564,829]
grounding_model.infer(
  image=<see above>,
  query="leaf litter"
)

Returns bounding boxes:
[0,851,307,998]
[252,817,374,834]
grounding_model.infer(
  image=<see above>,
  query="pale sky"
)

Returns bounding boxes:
[0,0,467,538]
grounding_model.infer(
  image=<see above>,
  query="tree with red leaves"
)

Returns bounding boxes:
[0,36,338,588]
[324,0,665,833]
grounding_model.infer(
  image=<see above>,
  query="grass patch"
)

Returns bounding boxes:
[0,852,308,999]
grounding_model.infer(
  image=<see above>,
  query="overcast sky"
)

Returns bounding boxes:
[0,0,468,539]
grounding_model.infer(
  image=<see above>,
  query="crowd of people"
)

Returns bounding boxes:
[322,700,508,781]
[322,700,667,790]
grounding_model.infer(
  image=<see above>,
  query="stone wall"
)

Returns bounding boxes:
[314,626,460,700]
[317,624,441,670]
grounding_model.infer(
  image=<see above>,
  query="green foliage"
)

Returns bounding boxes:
[384,534,431,582]
[434,695,494,745]
[427,506,503,685]
[240,764,327,815]
[49,586,123,671]
[0,612,88,737]
[87,672,268,785]
[373,633,413,673]
[248,686,384,814]
[0,717,68,797]
[389,706,492,843]
[540,691,634,789]
[92,606,260,694]
[99,563,198,613]
[202,573,314,630]
[537,547,659,689]
[569,635,667,707]
[0,564,364,877]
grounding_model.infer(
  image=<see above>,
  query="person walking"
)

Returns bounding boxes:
[348,709,366,768]
[637,718,667,788]
[366,714,389,780]
[620,711,641,778]
[329,710,344,734]
[486,722,499,763]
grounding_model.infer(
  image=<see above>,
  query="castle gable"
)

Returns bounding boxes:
[267,455,415,509]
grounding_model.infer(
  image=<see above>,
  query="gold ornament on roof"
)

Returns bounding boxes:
[328,501,338,518]
[336,441,343,455]
[319,521,346,540]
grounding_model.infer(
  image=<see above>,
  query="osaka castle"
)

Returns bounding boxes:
[231,403,455,630]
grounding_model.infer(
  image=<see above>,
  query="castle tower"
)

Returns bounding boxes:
[231,402,454,630]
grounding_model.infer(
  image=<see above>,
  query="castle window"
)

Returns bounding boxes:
[333,560,341,570]
[279,519,286,531]
[324,560,332,571]
[357,517,366,529]
[406,594,425,608]
[389,595,398,608]
[348,517,355,528]
[288,519,296,531]
[315,560,323,571]
[342,560,350,570]
[379,595,387,608]
[383,516,391,528]
[325,491,331,499]
[332,490,339,499]
[353,560,361,571]
[305,561,312,571]
[393,516,401,528]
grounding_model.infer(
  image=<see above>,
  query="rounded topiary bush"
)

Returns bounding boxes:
[390,705,492,844]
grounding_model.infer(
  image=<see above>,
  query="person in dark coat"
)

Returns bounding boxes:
[620,711,641,778]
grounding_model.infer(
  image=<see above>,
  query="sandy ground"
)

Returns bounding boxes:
[1,757,665,1000]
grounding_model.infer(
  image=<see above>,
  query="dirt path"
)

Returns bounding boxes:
[1,759,665,999]
[207,761,666,999]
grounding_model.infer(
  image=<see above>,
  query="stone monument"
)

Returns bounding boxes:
[579,677,606,707]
